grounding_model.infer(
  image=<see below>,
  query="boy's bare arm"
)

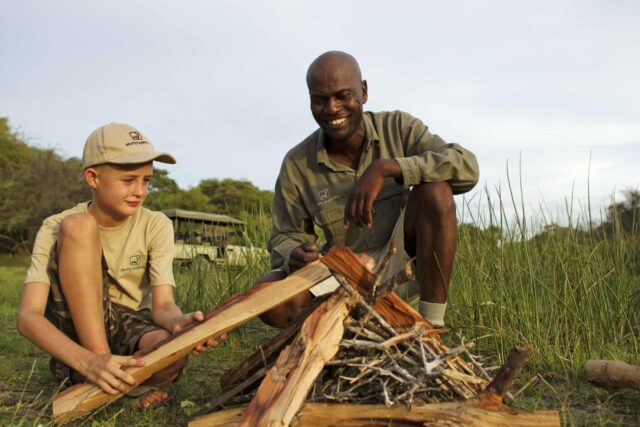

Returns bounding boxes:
[17,282,146,394]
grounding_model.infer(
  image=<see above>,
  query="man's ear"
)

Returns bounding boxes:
[361,80,368,104]
[84,167,99,190]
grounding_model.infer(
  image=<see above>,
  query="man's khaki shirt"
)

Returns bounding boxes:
[269,110,479,272]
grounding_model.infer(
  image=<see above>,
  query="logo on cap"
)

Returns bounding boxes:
[126,131,149,146]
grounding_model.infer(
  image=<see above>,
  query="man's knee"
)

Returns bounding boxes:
[256,270,312,328]
[410,182,455,221]
[59,213,100,243]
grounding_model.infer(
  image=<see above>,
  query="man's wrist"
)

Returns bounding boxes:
[375,159,402,178]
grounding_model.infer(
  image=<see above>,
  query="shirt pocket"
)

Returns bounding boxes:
[314,205,346,249]
[366,178,406,250]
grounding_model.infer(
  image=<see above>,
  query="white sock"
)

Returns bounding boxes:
[419,301,447,327]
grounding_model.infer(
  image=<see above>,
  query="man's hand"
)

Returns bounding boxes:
[344,159,401,229]
[288,243,321,272]
[80,352,146,395]
[170,311,226,356]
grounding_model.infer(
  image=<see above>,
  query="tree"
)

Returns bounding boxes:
[599,189,639,237]
[144,168,213,212]
[198,178,273,216]
[0,118,90,252]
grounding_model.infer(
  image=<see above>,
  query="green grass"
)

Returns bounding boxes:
[1,194,639,425]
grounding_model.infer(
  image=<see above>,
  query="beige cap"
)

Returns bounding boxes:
[82,123,177,169]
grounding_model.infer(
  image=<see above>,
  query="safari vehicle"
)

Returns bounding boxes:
[162,208,268,268]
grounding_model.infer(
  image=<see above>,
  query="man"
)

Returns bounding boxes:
[260,51,479,329]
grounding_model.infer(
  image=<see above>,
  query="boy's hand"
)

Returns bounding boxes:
[81,353,146,395]
[170,311,226,356]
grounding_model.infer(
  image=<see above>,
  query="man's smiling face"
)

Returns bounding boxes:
[307,53,368,146]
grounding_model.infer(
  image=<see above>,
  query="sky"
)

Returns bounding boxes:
[1,0,638,226]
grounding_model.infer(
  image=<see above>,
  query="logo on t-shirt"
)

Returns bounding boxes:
[130,255,142,267]
[317,187,340,207]
[120,254,145,273]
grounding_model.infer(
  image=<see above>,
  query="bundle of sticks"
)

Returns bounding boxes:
[313,274,491,407]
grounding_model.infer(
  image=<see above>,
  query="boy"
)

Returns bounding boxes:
[17,123,214,407]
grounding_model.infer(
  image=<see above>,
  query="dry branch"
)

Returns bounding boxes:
[482,344,532,400]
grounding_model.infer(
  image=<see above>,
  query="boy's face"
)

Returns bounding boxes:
[85,162,153,223]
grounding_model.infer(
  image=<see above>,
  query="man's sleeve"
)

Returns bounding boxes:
[268,173,317,273]
[393,112,479,194]
[148,214,176,287]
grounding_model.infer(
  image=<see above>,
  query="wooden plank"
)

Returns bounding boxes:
[51,255,343,424]
[238,288,354,426]
[189,401,561,427]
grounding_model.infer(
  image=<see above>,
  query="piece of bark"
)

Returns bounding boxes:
[320,246,375,295]
[238,288,355,427]
[189,401,561,427]
[481,344,531,400]
[585,359,640,391]
[373,291,430,331]
[51,252,349,424]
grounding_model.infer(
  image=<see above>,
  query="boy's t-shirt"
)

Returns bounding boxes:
[24,202,176,311]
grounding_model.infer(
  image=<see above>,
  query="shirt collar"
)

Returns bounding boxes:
[315,113,379,167]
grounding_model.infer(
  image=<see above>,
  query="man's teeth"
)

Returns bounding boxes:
[327,118,346,126]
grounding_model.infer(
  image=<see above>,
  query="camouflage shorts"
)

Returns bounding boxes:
[45,255,163,377]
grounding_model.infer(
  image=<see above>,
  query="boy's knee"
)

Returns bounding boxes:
[59,213,100,242]
[149,356,187,385]
[138,329,171,352]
